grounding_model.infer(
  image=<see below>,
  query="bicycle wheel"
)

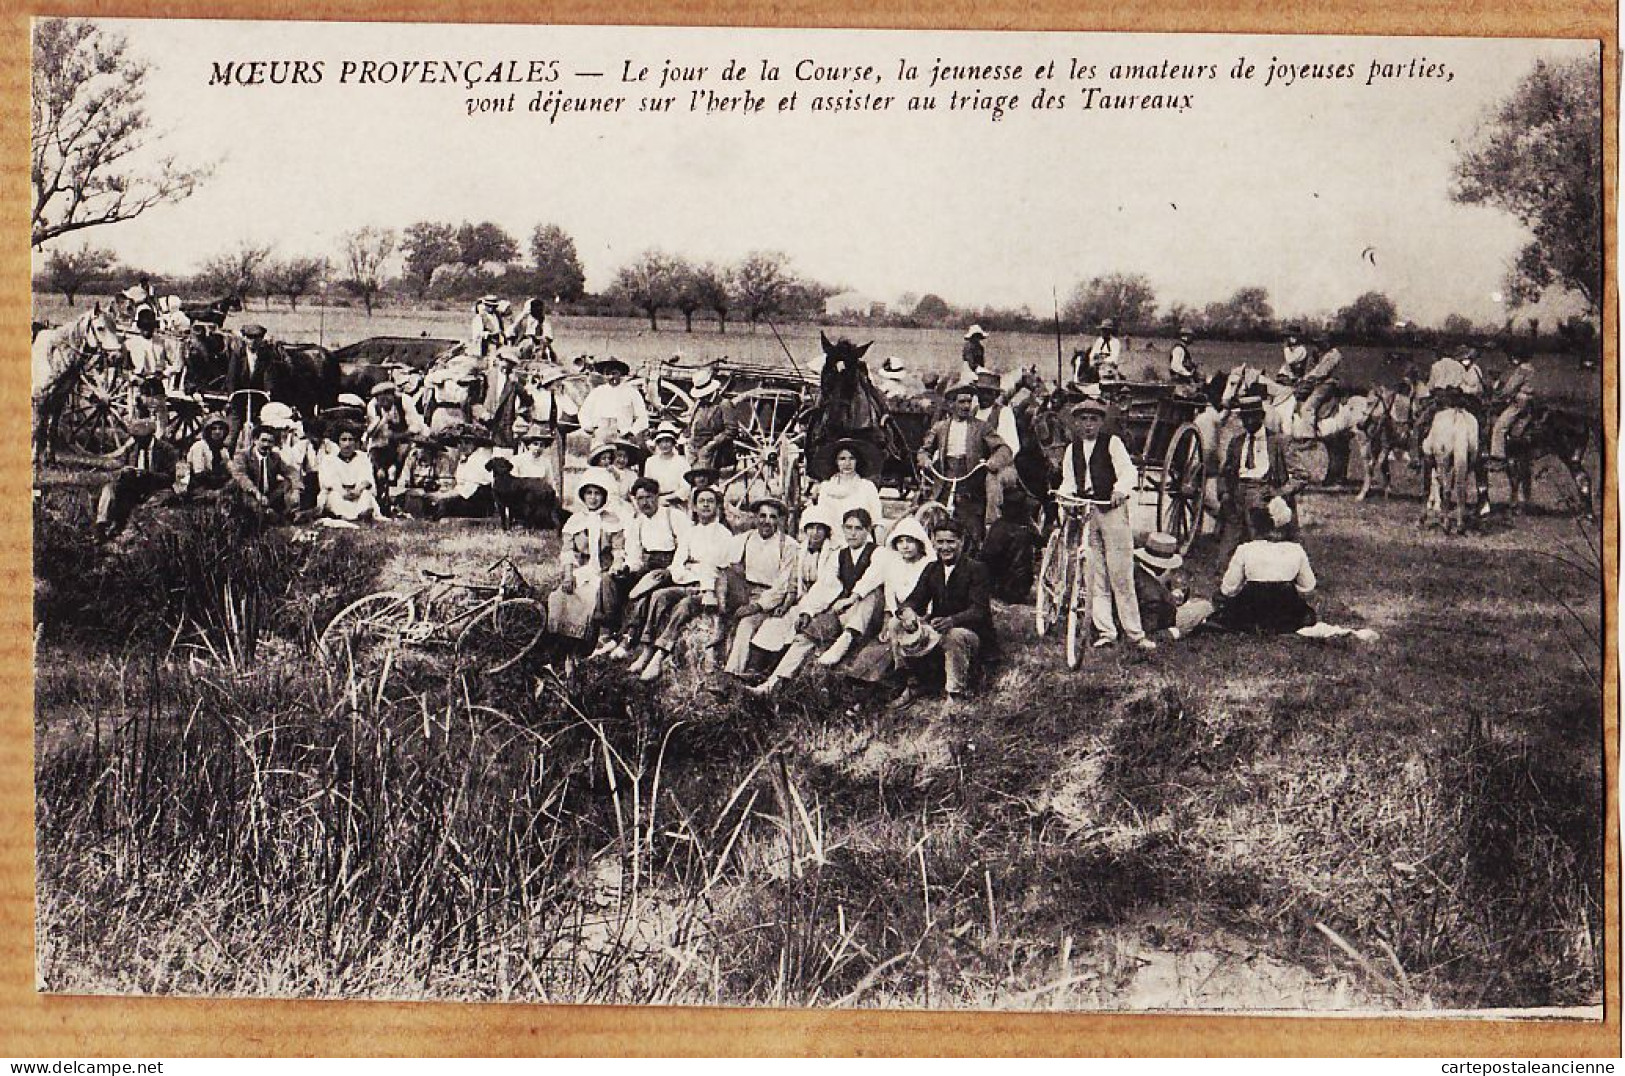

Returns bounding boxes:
[1065,553,1088,671]
[1035,526,1069,636]
[455,597,548,674]
[318,592,415,667]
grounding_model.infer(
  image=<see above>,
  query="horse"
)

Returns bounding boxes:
[31,306,126,462]
[1422,406,1479,534]
[1349,386,1415,501]
[215,333,343,427]
[1506,404,1595,519]
[180,294,244,328]
[806,332,895,480]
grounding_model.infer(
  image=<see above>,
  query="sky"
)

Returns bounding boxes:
[35,20,1599,327]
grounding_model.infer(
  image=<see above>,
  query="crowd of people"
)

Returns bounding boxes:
[79,288,1439,699]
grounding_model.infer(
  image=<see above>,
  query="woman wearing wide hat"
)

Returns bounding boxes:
[547,467,628,666]
[810,436,885,534]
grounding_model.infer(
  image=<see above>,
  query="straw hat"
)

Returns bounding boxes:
[1134,532,1184,572]
[963,325,986,340]
[893,617,942,660]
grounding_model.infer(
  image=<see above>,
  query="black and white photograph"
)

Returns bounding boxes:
[29,18,1606,1014]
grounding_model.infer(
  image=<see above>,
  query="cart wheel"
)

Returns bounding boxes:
[59,364,132,456]
[455,597,548,674]
[1157,423,1207,555]
[655,380,696,425]
[1065,553,1087,670]
[1035,526,1069,636]
[166,396,205,447]
[318,592,415,667]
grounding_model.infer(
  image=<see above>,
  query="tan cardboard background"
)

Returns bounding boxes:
[0,0,1617,1056]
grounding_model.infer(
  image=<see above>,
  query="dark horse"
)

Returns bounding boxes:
[1506,404,1595,518]
[180,294,244,328]
[805,332,913,483]
[210,332,344,427]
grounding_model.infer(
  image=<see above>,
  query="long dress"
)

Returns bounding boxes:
[548,508,625,641]
[813,474,884,532]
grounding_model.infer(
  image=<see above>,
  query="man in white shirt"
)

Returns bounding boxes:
[576,357,651,443]
[469,296,509,358]
[1168,329,1199,384]
[1058,398,1154,650]
[1302,333,1344,415]
[631,486,736,681]
[317,426,381,523]
[718,497,800,673]
[1278,330,1310,382]
[1079,319,1123,382]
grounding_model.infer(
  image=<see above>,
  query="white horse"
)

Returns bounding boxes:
[1422,407,1479,534]
[32,305,126,461]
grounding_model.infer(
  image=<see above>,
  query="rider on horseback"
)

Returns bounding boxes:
[1412,343,1488,464]
[1487,352,1537,469]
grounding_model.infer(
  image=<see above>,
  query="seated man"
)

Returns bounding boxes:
[716,496,799,669]
[173,412,233,502]
[890,517,995,708]
[317,424,381,523]
[628,486,736,682]
[729,501,839,677]
[228,424,293,523]
[596,477,692,660]
[979,485,1039,604]
[93,418,178,541]
[1488,355,1537,467]
[1131,532,1213,641]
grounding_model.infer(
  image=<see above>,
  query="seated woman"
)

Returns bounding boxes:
[584,439,642,517]
[747,507,888,694]
[493,423,562,530]
[595,477,692,660]
[316,424,382,523]
[728,501,839,677]
[843,515,938,686]
[1208,504,1318,634]
[812,438,885,540]
[627,486,736,682]
[643,422,691,504]
[546,467,627,666]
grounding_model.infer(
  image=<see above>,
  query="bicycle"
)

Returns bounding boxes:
[317,557,548,675]
[1034,492,1099,670]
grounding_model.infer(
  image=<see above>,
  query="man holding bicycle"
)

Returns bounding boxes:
[916,381,1010,552]
[1058,397,1155,652]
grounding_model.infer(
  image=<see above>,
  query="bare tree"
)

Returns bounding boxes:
[31,19,209,248]
[263,257,326,311]
[43,243,116,306]
[611,250,680,331]
[669,258,704,332]
[340,228,396,316]
[196,243,272,306]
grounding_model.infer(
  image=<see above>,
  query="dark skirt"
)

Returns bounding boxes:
[1209,581,1316,635]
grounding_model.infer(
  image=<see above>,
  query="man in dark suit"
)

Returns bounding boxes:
[226,324,278,448]
[94,418,179,540]
[894,517,995,707]
[1217,393,1298,568]
[227,425,293,522]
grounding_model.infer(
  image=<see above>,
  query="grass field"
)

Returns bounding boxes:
[32,438,1604,1009]
[31,294,1604,409]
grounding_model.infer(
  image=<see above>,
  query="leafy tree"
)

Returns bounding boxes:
[1063,273,1157,330]
[1203,286,1274,335]
[731,251,800,327]
[401,221,459,298]
[1440,313,1476,337]
[1453,57,1601,316]
[455,221,520,269]
[340,227,396,316]
[263,257,325,311]
[43,243,115,306]
[31,19,209,248]
[612,250,680,330]
[527,223,586,301]
[913,294,952,321]
[196,243,272,306]
[667,258,705,332]
[689,262,733,333]
[1336,291,1399,338]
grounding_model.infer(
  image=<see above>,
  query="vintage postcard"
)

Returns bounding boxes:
[26,17,1606,1025]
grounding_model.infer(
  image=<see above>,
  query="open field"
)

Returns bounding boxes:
[32,450,1604,1009]
[31,294,1604,409]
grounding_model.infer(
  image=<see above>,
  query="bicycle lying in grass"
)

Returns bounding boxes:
[317,557,547,675]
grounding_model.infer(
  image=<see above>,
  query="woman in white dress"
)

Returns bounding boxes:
[812,438,885,540]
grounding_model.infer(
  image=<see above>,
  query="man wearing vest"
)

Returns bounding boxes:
[1168,329,1199,385]
[916,381,1011,552]
[1059,397,1155,651]
[1217,394,1298,568]
[93,418,179,541]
